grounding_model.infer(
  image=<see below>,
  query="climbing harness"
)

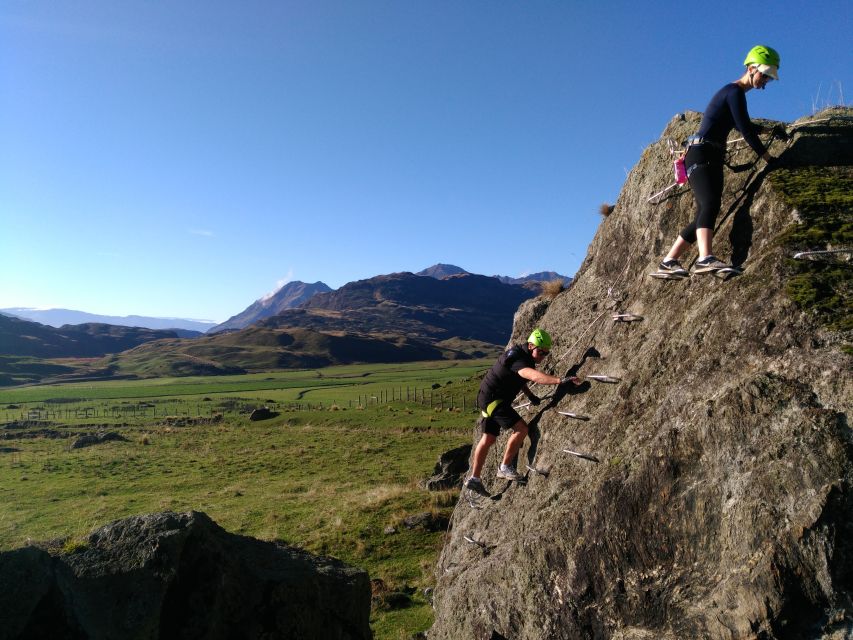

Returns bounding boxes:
[648,128,786,203]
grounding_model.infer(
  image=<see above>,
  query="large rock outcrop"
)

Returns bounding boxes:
[430,109,853,639]
[0,511,371,640]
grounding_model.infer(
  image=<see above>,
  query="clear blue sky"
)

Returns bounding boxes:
[1,1,850,322]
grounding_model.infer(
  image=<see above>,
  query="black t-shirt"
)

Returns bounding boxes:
[696,83,767,157]
[478,344,535,406]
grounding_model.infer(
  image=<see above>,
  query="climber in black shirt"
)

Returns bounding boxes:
[464,329,577,496]
[657,45,781,277]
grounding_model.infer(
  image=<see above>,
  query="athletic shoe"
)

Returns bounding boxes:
[693,255,731,273]
[464,477,490,497]
[658,259,689,277]
[497,464,525,481]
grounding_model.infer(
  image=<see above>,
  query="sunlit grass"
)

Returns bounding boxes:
[0,361,483,639]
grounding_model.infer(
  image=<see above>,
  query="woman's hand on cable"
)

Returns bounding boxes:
[772,124,790,141]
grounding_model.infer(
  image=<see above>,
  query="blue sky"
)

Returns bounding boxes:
[1,1,850,322]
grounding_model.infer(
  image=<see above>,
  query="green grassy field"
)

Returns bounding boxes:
[0,360,490,639]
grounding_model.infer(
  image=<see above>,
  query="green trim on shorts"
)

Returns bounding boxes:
[481,398,503,418]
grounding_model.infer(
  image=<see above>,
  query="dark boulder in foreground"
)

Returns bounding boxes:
[0,511,371,640]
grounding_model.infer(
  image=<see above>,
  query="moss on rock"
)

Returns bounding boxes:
[770,166,853,332]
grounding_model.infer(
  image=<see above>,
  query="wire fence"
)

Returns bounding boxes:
[1,386,477,425]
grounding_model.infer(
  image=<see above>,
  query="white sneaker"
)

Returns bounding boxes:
[497,464,524,481]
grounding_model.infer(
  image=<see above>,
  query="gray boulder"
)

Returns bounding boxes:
[424,444,472,491]
[249,407,276,421]
[70,431,127,449]
[0,511,371,640]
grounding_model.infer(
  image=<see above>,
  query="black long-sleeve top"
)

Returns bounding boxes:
[696,83,767,157]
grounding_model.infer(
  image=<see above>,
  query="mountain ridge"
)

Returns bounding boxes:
[209,280,332,334]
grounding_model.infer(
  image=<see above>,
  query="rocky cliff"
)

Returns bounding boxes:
[430,108,852,640]
[0,511,371,640]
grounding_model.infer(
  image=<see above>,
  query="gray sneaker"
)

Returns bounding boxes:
[464,477,490,497]
[496,464,525,481]
[693,255,731,273]
[658,259,688,277]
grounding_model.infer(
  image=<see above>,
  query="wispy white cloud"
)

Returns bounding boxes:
[260,270,294,303]
[189,229,214,237]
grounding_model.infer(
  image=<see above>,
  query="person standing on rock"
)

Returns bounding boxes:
[656,45,782,278]
[464,329,577,497]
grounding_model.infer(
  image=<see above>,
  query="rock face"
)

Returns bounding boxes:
[430,109,853,639]
[0,511,371,640]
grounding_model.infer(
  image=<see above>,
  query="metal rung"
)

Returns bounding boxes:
[793,249,852,260]
[526,464,550,477]
[612,314,643,322]
[586,374,621,383]
[463,535,489,552]
[562,448,600,463]
[557,411,590,421]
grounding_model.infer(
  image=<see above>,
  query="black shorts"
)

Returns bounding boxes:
[479,401,523,437]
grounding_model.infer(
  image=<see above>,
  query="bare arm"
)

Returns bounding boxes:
[517,367,562,385]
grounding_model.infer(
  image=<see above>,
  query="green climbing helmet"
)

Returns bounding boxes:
[528,328,552,350]
[743,45,780,79]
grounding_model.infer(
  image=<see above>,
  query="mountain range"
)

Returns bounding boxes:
[1,264,570,383]
[103,270,545,378]
[0,308,214,334]
[4,264,569,336]
[209,264,569,333]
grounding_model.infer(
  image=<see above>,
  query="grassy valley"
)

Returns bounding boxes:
[0,360,490,639]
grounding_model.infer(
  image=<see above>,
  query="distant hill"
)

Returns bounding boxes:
[104,271,531,377]
[0,314,180,359]
[416,263,571,287]
[266,271,536,345]
[1,308,214,333]
[0,266,566,383]
[209,281,331,333]
[205,265,569,335]
[494,271,572,286]
[109,326,484,378]
[416,264,470,279]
